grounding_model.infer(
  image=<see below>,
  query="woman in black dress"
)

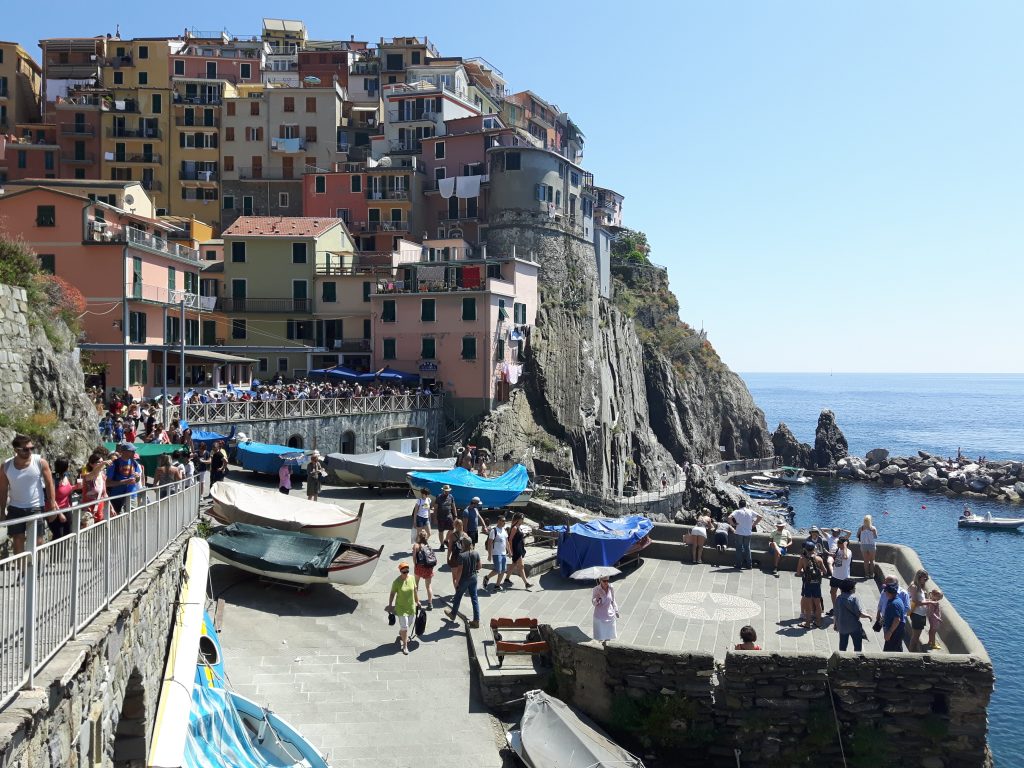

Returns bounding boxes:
[506,511,533,589]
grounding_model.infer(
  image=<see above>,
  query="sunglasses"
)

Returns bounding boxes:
[18,445,35,452]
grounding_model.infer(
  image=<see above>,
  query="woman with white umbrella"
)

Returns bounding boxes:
[591,575,619,644]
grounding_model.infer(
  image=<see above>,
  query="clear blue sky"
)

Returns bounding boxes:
[8,1,1023,373]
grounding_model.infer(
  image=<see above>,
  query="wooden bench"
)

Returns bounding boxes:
[490,617,550,667]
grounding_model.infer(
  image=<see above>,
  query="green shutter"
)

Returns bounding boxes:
[462,297,476,321]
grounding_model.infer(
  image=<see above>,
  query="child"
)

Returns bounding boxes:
[926,589,944,650]
[735,625,760,650]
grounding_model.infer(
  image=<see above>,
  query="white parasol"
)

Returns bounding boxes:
[570,566,622,581]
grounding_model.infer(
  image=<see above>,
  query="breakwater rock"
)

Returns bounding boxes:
[771,409,849,469]
[838,450,1024,503]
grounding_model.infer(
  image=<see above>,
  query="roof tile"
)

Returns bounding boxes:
[221,216,342,239]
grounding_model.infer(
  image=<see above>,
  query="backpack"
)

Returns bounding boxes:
[416,544,437,568]
[803,555,823,584]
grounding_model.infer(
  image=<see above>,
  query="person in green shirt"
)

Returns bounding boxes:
[387,562,420,655]
[768,521,793,576]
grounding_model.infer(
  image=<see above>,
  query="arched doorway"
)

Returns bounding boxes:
[340,430,356,454]
[287,434,304,449]
[112,668,147,766]
[374,426,426,454]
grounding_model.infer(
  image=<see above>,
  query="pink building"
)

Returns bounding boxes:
[0,181,248,399]
[369,238,537,420]
[1,123,60,182]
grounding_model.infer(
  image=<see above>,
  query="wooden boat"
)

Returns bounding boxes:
[507,689,645,768]
[210,480,363,542]
[957,515,1024,531]
[325,450,455,487]
[208,523,384,587]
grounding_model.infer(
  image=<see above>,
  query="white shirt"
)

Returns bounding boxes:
[832,547,852,580]
[731,508,757,536]
[415,497,431,520]
[488,524,509,556]
[4,454,45,508]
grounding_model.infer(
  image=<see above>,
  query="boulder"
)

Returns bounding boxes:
[880,465,902,477]
[1003,487,1021,503]
[865,448,889,464]
[969,476,993,492]
[812,410,848,468]
[918,450,934,459]
[948,478,968,494]
[771,422,813,469]
[920,470,941,490]
[1015,482,1024,497]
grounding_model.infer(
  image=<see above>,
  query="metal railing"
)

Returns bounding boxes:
[179,169,219,181]
[125,282,203,306]
[175,117,219,128]
[83,224,200,261]
[175,393,444,424]
[704,457,780,476]
[107,127,162,139]
[61,152,96,164]
[116,152,162,164]
[59,124,95,135]
[0,480,200,709]
[366,188,410,200]
[216,297,311,313]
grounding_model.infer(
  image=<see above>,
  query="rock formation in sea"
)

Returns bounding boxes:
[771,422,813,468]
[813,409,849,468]
[473,218,771,496]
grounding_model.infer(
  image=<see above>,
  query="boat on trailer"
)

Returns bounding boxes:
[210,480,363,541]
[208,523,384,587]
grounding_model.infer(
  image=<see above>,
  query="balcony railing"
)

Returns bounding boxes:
[61,152,96,164]
[125,283,207,307]
[271,137,307,153]
[350,62,379,75]
[176,117,220,128]
[236,167,300,181]
[106,127,159,141]
[59,124,95,135]
[179,169,219,181]
[216,297,312,313]
[100,55,133,68]
[115,152,162,164]
[366,220,409,232]
[331,338,371,352]
[386,109,438,123]
[366,188,410,201]
[177,393,444,425]
[84,222,200,260]
[0,481,201,709]
[142,179,163,192]
[56,94,105,108]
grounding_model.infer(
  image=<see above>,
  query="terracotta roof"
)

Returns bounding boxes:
[222,216,342,239]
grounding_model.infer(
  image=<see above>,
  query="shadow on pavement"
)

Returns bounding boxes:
[210,563,360,617]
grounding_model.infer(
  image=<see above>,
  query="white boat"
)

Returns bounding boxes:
[210,480,363,542]
[957,516,1024,531]
[775,467,812,485]
[208,523,384,587]
[325,450,455,487]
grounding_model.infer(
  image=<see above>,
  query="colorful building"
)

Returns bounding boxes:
[1,123,59,182]
[0,41,42,133]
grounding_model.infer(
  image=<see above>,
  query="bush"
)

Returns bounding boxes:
[0,409,60,441]
[0,235,82,342]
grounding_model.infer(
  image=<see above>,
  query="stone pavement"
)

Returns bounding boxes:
[211,480,509,768]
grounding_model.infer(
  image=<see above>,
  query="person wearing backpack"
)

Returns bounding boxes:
[412,527,437,610]
[445,519,471,588]
[446,537,482,629]
[795,540,826,628]
[482,513,510,590]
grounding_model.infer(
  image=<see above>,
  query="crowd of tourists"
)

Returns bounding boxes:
[175,379,437,405]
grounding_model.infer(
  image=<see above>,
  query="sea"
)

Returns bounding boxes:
[742,373,1024,765]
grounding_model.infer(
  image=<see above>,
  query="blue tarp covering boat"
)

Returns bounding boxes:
[549,515,654,577]
[190,427,233,444]
[236,441,307,474]
[407,464,531,508]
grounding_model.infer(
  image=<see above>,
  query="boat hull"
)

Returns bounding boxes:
[210,480,362,542]
[210,538,385,586]
[326,450,455,487]
[958,518,1024,530]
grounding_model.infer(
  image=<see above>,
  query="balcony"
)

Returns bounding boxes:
[366,188,410,201]
[142,179,163,192]
[172,94,223,106]
[83,222,200,261]
[316,251,404,275]
[237,167,300,181]
[107,127,162,139]
[100,55,134,68]
[61,152,96,165]
[331,338,371,352]
[179,169,219,181]
[389,140,421,154]
[350,62,379,75]
[386,109,438,123]
[216,297,312,313]
[60,124,95,136]
[175,117,220,128]
[366,220,409,233]
[271,137,307,153]
[125,283,209,307]
[56,94,105,109]
[114,152,162,164]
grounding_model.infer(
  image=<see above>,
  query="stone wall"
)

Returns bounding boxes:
[0,525,196,767]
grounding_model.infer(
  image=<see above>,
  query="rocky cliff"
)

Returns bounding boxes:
[474,217,770,495]
[0,283,97,464]
[771,409,849,469]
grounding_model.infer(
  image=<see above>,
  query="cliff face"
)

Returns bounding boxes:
[0,283,97,464]
[473,219,770,495]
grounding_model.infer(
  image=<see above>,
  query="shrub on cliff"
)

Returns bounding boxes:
[0,235,83,344]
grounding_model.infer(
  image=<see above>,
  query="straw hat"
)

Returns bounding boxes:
[441,484,452,492]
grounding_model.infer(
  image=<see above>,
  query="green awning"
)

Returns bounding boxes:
[104,442,180,477]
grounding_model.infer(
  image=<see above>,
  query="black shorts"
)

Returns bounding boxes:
[467,530,480,546]
[801,581,823,599]
[910,613,927,631]
[4,505,42,536]
[829,577,846,591]
[714,531,729,547]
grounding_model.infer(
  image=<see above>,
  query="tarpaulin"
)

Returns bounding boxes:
[550,515,654,576]
[407,464,530,508]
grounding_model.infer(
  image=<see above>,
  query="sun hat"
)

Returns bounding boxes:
[471,496,481,503]
[398,562,410,571]
[809,526,820,533]
[832,527,842,534]
[117,441,136,452]
[441,485,452,492]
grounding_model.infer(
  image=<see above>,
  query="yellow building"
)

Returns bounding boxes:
[0,41,42,131]
[217,216,355,379]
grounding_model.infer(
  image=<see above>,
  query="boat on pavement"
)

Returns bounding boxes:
[325,449,455,487]
[235,440,308,476]
[407,464,532,508]
[210,480,363,541]
[957,515,1024,531]
[507,689,645,768]
[208,523,384,586]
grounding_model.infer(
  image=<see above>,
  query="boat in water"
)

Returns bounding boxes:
[208,523,384,586]
[739,482,789,497]
[407,464,532,508]
[772,466,812,485]
[957,515,1024,531]
[507,689,645,768]
[325,450,455,487]
[210,480,363,541]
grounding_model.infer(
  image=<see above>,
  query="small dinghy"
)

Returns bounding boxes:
[957,515,1024,531]
[208,523,384,586]
[507,689,645,768]
[210,480,363,541]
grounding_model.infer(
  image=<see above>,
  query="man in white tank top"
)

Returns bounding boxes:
[0,434,57,554]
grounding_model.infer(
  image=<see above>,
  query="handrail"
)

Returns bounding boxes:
[176,393,445,424]
[0,480,201,708]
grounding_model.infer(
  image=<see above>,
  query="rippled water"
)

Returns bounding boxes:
[743,373,1023,764]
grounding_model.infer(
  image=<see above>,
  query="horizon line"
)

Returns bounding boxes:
[737,371,1024,376]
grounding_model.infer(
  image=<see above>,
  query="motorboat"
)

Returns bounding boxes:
[739,482,789,496]
[775,467,812,485]
[236,440,308,476]
[407,464,532,508]
[507,689,645,768]
[210,480,363,541]
[325,450,454,487]
[208,523,384,587]
[957,515,1024,531]
[545,515,654,577]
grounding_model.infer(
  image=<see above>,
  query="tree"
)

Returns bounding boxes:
[611,229,651,263]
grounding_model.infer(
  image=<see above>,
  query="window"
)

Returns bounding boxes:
[283,97,295,112]
[411,51,421,65]
[223,195,234,210]
[128,311,147,343]
[461,336,477,360]
[557,163,565,179]
[36,206,56,227]
[44,152,54,171]
[434,167,446,182]
[305,97,316,113]
[496,338,505,360]
[505,151,521,170]
[381,299,396,322]
[382,338,396,359]
[313,175,327,194]
[17,151,26,168]
[322,282,337,302]
[231,319,246,339]
[462,297,477,321]
[363,281,371,303]
[151,94,161,113]
[279,192,290,208]
[113,71,124,85]
[225,126,235,141]
[202,319,216,344]
[258,358,268,372]
[174,59,184,75]
[570,171,581,186]
[292,242,307,263]
[250,101,260,116]
[278,357,288,372]
[240,63,251,80]
[336,208,350,222]
[421,298,435,322]
[434,141,445,159]
[467,197,478,218]
[223,156,234,171]
[535,184,553,202]
[514,302,527,324]
[226,101,236,117]
[165,316,181,344]
[138,45,149,59]
[38,254,55,274]
[138,71,148,85]
[555,190,561,208]
[231,242,246,262]
[168,267,176,292]
[421,337,435,359]
[350,175,362,193]
[305,125,317,143]
[128,359,148,386]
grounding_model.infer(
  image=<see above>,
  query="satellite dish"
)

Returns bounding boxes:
[124,193,135,205]
[377,156,393,168]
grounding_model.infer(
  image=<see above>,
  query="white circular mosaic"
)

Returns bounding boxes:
[658,592,762,622]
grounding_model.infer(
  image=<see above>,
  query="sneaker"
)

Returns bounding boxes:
[445,610,456,621]
[826,609,835,617]
[402,646,409,656]
[469,620,480,629]
[424,604,433,611]
[930,642,943,650]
